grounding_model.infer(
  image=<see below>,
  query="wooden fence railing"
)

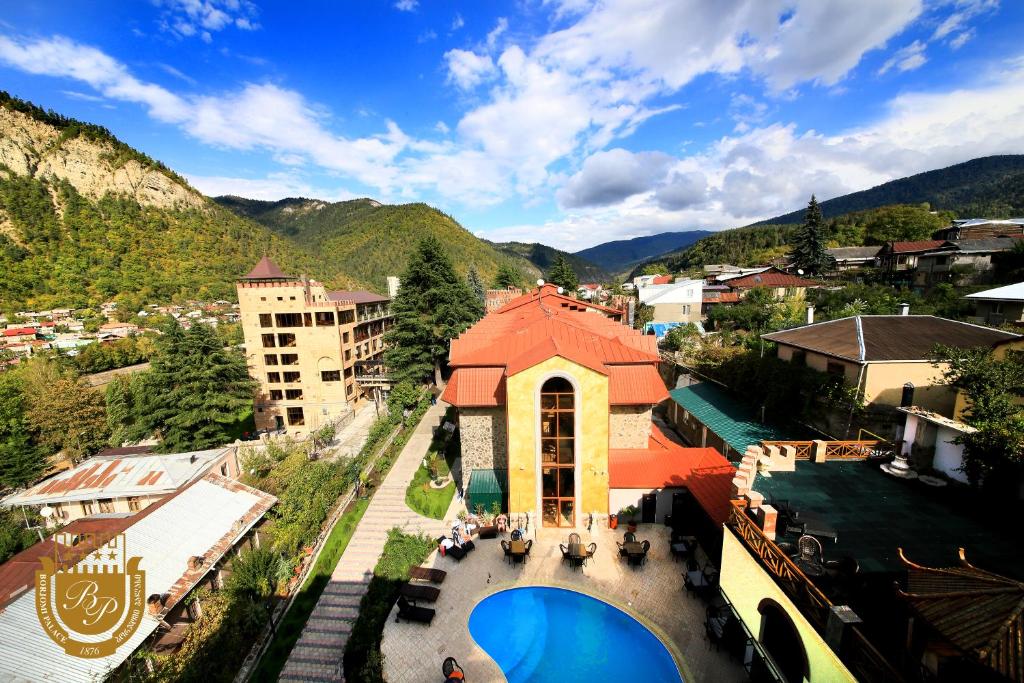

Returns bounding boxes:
[760,439,895,461]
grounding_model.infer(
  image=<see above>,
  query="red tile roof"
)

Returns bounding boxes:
[441,367,506,406]
[2,328,36,337]
[888,240,946,254]
[496,284,624,318]
[242,256,293,280]
[703,291,740,304]
[607,365,670,405]
[652,275,673,284]
[609,424,736,525]
[445,284,666,408]
[725,267,821,289]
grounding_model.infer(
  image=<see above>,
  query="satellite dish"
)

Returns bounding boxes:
[40,506,54,519]
[557,287,564,294]
[537,279,545,286]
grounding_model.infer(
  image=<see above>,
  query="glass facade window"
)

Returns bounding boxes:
[540,377,575,527]
[287,406,305,425]
[259,313,272,328]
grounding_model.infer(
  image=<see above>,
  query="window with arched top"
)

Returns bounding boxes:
[540,377,575,527]
[901,382,915,407]
[758,598,809,683]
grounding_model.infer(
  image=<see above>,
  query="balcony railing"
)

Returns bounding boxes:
[760,440,894,461]
[727,500,904,682]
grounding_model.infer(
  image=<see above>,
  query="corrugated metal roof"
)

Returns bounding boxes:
[763,315,1019,362]
[327,289,390,304]
[607,365,670,405]
[887,239,946,254]
[725,267,821,289]
[2,448,231,507]
[669,383,802,457]
[966,281,1024,302]
[0,474,275,682]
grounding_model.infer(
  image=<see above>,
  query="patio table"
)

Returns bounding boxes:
[510,539,526,564]
[623,541,644,556]
[794,511,838,542]
[568,542,587,570]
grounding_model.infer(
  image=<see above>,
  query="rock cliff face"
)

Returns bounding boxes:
[0,107,204,210]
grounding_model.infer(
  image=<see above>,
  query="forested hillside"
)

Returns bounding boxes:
[758,155,1024,225]
[491,241,608,282]
[573,230,713,273]
[215,195,532,288]
[0,95,334,311]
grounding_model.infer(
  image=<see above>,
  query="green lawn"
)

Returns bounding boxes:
[343,529,436,682]
[405,461,455,519]
[250,497,370,682]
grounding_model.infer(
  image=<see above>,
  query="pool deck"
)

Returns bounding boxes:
[381,523,746,682]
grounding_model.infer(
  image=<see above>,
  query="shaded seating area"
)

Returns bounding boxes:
[560,533,597,571]
[684,560,719,599]
[396,596,435,624]
[502,538,531,565]
[615,531,650,568]
[437,534,476,561]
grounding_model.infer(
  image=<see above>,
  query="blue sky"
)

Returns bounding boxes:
[1,1,1023,250]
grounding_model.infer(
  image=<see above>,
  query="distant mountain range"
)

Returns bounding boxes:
[755,155,1024,225]
[627,155,1024,277]
[490,241,608,282]
[572,230,714,273]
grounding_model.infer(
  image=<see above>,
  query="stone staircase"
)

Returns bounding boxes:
[278,403,451,682]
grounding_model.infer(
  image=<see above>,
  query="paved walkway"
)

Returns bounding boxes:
[279,401,452,683]
[325,403,379,461]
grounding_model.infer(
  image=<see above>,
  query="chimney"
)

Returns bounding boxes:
[898,302,910,316]
[806,304,815,325]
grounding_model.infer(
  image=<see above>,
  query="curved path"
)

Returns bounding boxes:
[278,401,452,682]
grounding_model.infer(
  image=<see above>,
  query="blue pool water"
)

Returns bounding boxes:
[468,586,683,682]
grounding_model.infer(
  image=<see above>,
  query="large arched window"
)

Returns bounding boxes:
[758,599,809,683]
[540,377,575,527]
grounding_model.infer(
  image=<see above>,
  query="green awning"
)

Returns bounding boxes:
[669,383,807,458]
[467,468,507,514]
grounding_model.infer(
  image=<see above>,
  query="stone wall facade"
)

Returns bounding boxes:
[458,407,508,489]
[609,405,652,449]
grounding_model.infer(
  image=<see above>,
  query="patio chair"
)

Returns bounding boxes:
[641,540,651,564]
[705,605,729,651]
[560,543,570,565]
[568,532,581,545]
[442,656,465,682]
[624,531,637,543]
[797,535,824,566]
[511,529,522,541]
[401,583,440,603]
[396,596,435,624]
[409,566,447,584]
[617,541,627,559]
[523,539,533,561]
[502,540,512,564]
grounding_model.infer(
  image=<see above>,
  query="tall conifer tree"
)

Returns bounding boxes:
[791,195,835,274]
[466,265,485,304]
[385,236,483,385]
[546,254,579,292]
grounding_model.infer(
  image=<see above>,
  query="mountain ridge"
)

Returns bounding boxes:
[572,230,715,273]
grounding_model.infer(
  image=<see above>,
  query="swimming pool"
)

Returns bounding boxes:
[468,586,683,682]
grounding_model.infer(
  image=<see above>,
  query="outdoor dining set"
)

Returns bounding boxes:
[559,532,597,570]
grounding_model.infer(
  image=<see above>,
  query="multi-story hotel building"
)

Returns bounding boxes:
[237,257,393,437]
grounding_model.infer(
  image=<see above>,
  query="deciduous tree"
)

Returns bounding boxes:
[492,263,523,290]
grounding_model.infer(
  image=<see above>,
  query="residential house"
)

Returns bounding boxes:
[0,472,275,682]
[718,448,1024,682]
[2,327,38,343]
[97,322,139,338]
[964,281,1024,326]
[1,448,239,525]
[236,256,395,437]
[762,313,1019,417]
[912,237,1017,286]
[632,273,672,288]
[701,285,740,316]
[637,279,703,324]
[877,240,947,281]
[934,217,1024,241]
[722,267,822,300]
[441,283,734,528]
[577,283,602,301]
[825,246,881,271]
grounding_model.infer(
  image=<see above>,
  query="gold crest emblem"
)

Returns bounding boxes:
[35,532,146,658]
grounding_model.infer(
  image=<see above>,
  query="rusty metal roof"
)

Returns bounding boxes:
[0,473,275,682]
[241,255,293,279]
[1,448,231,507]
[327,289,390,304]
[763,315,1019,362]
[725,267,821,289]
[898,548,1024,681]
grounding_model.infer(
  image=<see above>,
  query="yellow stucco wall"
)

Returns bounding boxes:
[505,356,610,523]
[862,361,954,414]
[720,530,855,682]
